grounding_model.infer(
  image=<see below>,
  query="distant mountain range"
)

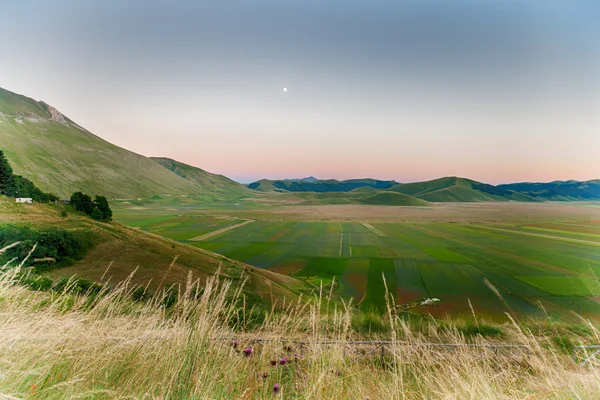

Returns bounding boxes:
[249,176,600,203]
[248,178,398,193]
[1,86,598,203]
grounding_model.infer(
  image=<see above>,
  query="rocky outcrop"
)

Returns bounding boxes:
[42,102,68,124]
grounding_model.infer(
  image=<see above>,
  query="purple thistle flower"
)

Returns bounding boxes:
[263,372,268,379]
[243,347,252,357]
[273,383,281,394]
[279,357,287,365]
[233,340,239,349]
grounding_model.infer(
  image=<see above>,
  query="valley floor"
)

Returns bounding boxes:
[113,201,600,321]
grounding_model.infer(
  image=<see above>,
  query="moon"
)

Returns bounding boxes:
[283,87,287,92]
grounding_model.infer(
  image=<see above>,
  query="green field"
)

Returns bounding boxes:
[115,209,600,320]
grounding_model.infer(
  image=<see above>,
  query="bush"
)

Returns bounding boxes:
[131,285,149,302]
[27,276,54,291]
[90,207,103,220]
[457,323,504,338]
[0,225,96,271]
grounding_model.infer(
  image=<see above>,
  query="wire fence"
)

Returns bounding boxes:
[572,345,600,366]
[213,338,532,366]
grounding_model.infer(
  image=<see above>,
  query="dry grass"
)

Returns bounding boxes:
[1,261,600,399]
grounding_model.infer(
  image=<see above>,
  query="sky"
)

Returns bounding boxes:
[1,0,599,184]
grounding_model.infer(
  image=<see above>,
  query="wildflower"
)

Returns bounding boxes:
[279,357,287,365]
[243,347,252,357]
[263,372,268,379]
[273,383,281,394]
[233,340,239,349]
[270,360,277,366]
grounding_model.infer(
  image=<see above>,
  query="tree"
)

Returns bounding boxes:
[90,207,103,220]
[70,192,94,215]
[0,149,16,196]
[94,195,112,220]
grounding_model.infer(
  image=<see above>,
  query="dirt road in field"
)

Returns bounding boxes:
[189,220,254,241]
[480,225,600,247]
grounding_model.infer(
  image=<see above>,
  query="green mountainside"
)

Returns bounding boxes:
[0,87,218,199]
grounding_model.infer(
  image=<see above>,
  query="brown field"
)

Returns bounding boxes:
[212,202,600,223]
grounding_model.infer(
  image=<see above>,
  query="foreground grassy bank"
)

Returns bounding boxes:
[1,260,600,399]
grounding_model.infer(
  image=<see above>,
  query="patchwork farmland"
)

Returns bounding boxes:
[117,208,600,320]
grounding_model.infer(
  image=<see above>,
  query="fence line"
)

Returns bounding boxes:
[572,345,600,366]
[213,337,532,365]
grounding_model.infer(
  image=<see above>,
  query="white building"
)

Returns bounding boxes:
[15,198,33,204]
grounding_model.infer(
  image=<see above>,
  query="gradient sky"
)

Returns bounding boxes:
[1,0,599,183]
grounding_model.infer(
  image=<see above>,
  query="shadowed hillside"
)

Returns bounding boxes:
[248,177,398,193]
[498,180,600,201]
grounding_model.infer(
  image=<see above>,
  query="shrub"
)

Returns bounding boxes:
[0,225,95,271]
[27,276,54,291]
[457,323,504,338]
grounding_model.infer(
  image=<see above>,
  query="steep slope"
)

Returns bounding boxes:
[151,157,250,198]
[248,178,398,193]
[389,177,537,202]
[498,180,600,201]
[0,195,308,305]
[0,87,204,199]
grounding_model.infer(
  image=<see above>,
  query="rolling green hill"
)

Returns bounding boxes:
[389,177,538,202]
[0,87,217,199]
[248,177,398,193]
[151,157,251,198]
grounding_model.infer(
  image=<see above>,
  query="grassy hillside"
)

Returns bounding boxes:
[0,196,308,305]
[151,157,250,199]
[390,177,538,202]
[248,177,398,193]
[0,87,207,199]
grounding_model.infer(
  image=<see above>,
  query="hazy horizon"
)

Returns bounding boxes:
[2,1,599,184]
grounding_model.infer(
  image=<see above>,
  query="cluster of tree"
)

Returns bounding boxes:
[69,192,113,221]
[0,225,95,271]
[0,149,59,202]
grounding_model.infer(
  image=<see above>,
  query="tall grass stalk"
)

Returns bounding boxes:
[0,258,599,398]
